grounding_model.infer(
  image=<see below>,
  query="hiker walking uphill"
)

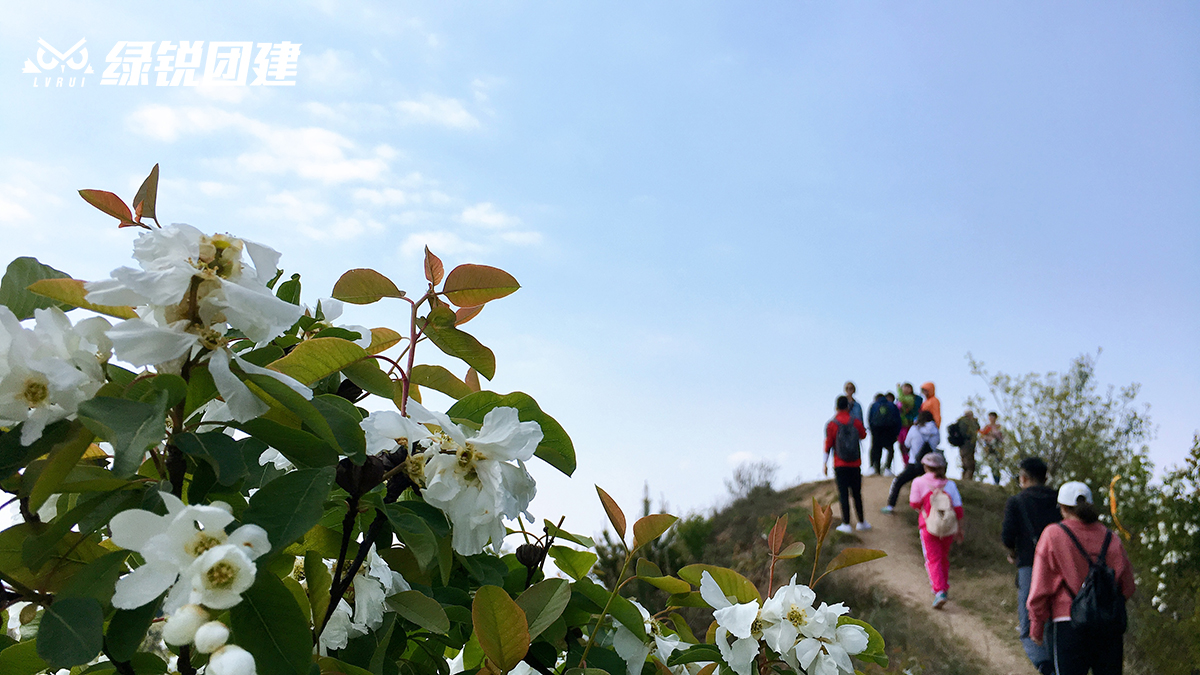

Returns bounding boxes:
[824,395,871,533]
[948,410,980,481]
[980,412,1005,485]
[1028,482,1135,675]
[868,393,901,475]
[1002,457,1062,675]
[908,452,963,609]
[882,410,939,513]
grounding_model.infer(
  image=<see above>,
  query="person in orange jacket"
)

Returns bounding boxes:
[920,381,941,428]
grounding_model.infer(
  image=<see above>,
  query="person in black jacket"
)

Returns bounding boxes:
[1000,457,1061,675]
[867,393,901,475]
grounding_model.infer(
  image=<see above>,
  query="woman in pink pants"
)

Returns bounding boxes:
[909,452,964,609]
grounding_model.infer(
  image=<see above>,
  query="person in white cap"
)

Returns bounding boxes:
[908,451,963,609]
[1027,481,1136,675]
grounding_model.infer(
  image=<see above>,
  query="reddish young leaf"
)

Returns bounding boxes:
[768,514,788,555]
[465,368,481,393]
[632,514,678,550]
[442,264,520,307]
[455,304,484,326]
[424,246,444,285]
[595,486,626,541]
[132,164,159,222]
[79,190,136,225]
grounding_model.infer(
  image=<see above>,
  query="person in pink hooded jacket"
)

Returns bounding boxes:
[909,451,963,609]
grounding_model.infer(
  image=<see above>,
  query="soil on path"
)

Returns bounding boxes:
[841,475,1037,675]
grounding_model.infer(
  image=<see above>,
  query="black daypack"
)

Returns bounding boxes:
[869,402,898,430]
[1058,524,1127,635]
[834,421,861,463]
[946,422,965,447]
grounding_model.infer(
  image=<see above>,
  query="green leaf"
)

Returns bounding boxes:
[58,550,130,608]
[632,514,677,550]
[367,327,403,355]
[668,613,698,644]
[547,546,596,582]
[384,505,438,569]
[25,278,138,319]
[666,644,721,667]
[410,364,473,400]
[838,617,887,667]
[0,639,47,675]
[36,597,103,669]
[230,570,313,675]
[446,391,576,476]
[544,520,594,548]
[23,491,140,572]
[77,394,168,479]
[472,585,530,672]
[276,274,301,305]
[573,578,645,640]
[0,420,74,481]
[442,264,520,307]
[312,394,365,462]
[823,548,887,576]
[332,268,405,304]
[53,466,134,493]
[665,592,708,608]
[342,359,397,399]
[0,523,109,592]
[515,578,570,639]
[389,590,450,634]
[304,550,332,627]
[183,364,219,418]
[638,575,691,595]
[243,467,336,556]
[123,374,187,410]
[239,418,338,468]
[132,163,159,222]
[677,565,760,604]
[636,559,662,577]
[0,256,70,319]
[104,598,161,662]
[269,337,369,385]
[243,374,338,449]
[175,432,248,486]
[418,312,496,381]
[316,657,374,675]
[777,542,806,559]
[79,189,136,225]
[26,420,95,511]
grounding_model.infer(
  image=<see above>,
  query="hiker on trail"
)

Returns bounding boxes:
[1001,457,1062,675]
[980,412,1005,485]
[908,452,963,609]
[949,410,980,481]
[1028,482,1135,675]
[868,392,902,475]
[882,410,940,513]
[895,383,923,464]
[844,381,864,426]
[824,395,871,534]
[919,381,941,428]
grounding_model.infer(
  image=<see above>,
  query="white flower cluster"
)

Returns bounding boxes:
[0,306,111,445]
[701,572,868,675]
[85,224,309,422]
[361,401,542,556]
[163,604,254,675]
[317,545,411,652]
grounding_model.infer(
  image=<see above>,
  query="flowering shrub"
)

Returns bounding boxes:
[0,166,887,675]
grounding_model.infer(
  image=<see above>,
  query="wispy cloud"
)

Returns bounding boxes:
[394,94,480,130]
[461,202,519,228]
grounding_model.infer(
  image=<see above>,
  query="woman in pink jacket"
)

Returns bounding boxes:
[908,452,963,609]
[1027,482,1135,675]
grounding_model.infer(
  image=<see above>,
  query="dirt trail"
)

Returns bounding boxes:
[841,475,1036,675]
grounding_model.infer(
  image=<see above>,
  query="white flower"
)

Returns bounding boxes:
[352,546,412,633]
[193,620,231,653]
[319,599,359,653]
[257,447,294,471]
[207,644,257,675]
[759,575,818,670]
[794,603,868,675]
[0,307,110,445]
[613,600,691,675]
[162,604,209,646]
[109,494,270,611]
[361,410,435,456]
[699,571,764,675]
[407,402,542,555]
[188,544,257,609]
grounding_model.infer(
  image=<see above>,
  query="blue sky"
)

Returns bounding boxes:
[2,2,1197,535]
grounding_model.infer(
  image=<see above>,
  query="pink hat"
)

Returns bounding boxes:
[920,452,947,468]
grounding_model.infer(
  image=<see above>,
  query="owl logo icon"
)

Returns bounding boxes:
[23,38,94,74]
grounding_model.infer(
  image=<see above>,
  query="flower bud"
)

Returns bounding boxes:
[163,604,209,646]
[208,644,257,675]
[336,456,387,497]
[18,604,38,625]
[515,543,544,568]
[193,620,230,653]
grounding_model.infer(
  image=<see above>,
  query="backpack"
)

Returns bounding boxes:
[925,483,958,537]
[1058,524,1127,635]
[870,402,898,430]
[834,421,861,463]
[946,421,965,447]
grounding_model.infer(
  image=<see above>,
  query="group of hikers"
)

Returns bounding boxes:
[822,381,1136,675]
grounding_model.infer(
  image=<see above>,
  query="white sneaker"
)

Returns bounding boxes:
[856,522,872,531]
[835,523,854,534]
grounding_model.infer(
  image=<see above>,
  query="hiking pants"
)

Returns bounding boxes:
[918,527,952,594]
[834,466,864,525]
[959,440,977,481]
[868,434,892,474]
[897,427,911,464]
[1017,566,1053,674]
[886,461,924,508]
[1049,621,1124,675]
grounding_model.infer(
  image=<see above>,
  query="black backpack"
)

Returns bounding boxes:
[946,421,965,447]
[1058,524,1127,635]
[870,402,898,430]
[834,421,861,463]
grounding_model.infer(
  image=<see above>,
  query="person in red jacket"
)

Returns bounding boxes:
[824,395,870,534]
[1027,481,1135,675]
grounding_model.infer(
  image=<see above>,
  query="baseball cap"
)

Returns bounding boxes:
[1057,481,1093,506]
[920,452,947,468]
